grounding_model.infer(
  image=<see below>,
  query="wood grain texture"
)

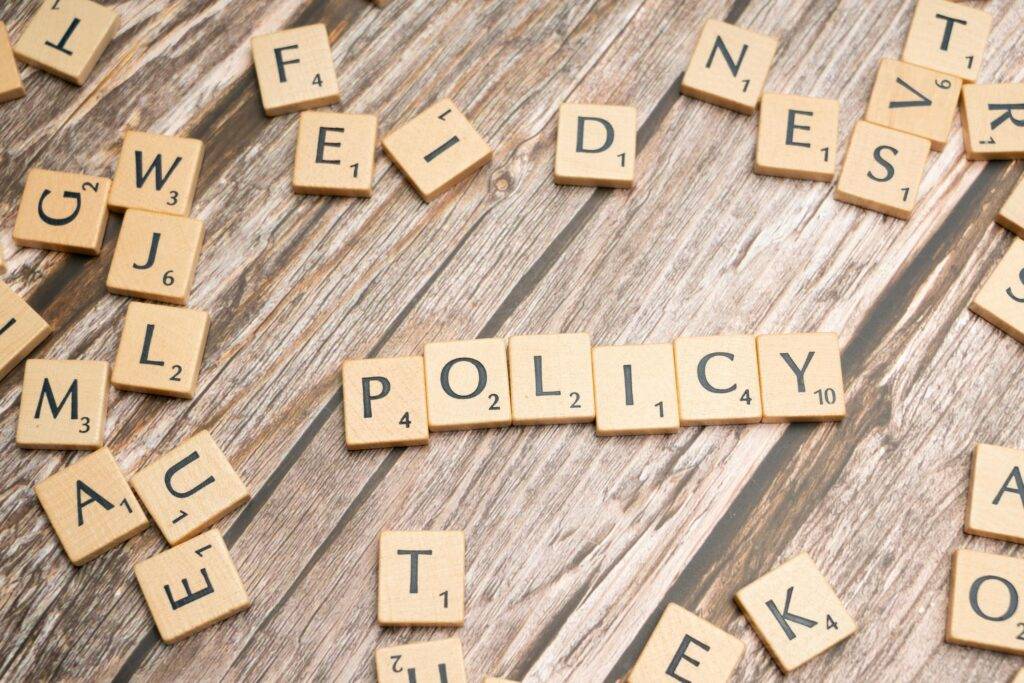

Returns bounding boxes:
[0,0,1023,680]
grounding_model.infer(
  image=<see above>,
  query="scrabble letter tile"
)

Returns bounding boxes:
[864,59,962,151]
[554,103,637,188]
[378,530,464,626]
[382,99,492,202]
[35,447,147,565]
[293,111,377,197]
[341,356,429,450]
[961,84,1024,160]
[109,131,204,217]
[13,0,118,86]
[13,168,111,255]
[423,338,511,430]
[130,430,249,545]
[251,24,339,117]
[0,282,51,380]
[375,638,467,683]
[947,548,1024,655]
[998,176,1024,238]
[628,603,744,683]
[106,209,204,305]
[756,333,845,423]
[835,120,930,220]
[111,301,209,398]
[970,238,1024,344]
[508,332,595,425]
[17,358,108,450]
[681,20,778,115]
[133,529,250,643]
[592,343,679,436]
[966,444,1024,544]
[755,93,839,182]
[902,0,991,82]
[674,334,761,426]
[735,553,857,673]
[0,22,24,103]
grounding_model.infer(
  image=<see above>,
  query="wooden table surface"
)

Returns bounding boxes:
[1,0,1023,680]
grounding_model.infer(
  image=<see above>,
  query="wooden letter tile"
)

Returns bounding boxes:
[970,238,1024,344]
[112,302,209,398]
[835,120,930,220]
[755,93,839,182]
[902,0,991,82]
[13,168,111,254]
[341,356,429,450]
[35,447,147,565]
[864,59,962,151]
[966,444,1024,544]
[961,84,1024,160]
[628,603,744,683]
[13,0,118,86]
[735,552,857,673]
[554,103,637,188]
[378,530,464,626]
[130,430,249,546]
[0,281,51,380]
[375,638,467,683]
[508,332,595,425]
[293,111,377,197]
[947,548,1024,654]
[106,209,205,305]
[756,333,845,423]
[382,98,492,202]
[998,175,1024,238]
[251,24,339,117]
[108,131,204,217]
[592,344,680,436]
[17,358,108,450]
[133,529,250,643]
[674,334,761,426]
[423,338,511,430]
[680,19,778,115]
[0,22,24,103]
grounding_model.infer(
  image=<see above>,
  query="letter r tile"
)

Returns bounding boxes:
[735,553,857,673]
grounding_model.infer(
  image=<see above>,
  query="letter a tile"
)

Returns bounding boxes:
[997,176,1024,238]
[130,430,249,545]
[971,238,1024,344]
[111,301,210,398]
[966,444,1024,545]
[735,553,857,673]
[902,0,991,82]
[133,529,250,643]
[0,281,51,381]
[14,168,111,255]
[424,338,511,430]
[13,0,119,86]
[592,344,679,436]
[835,120,930,220]
[378,530,464,626]
[681,19,778,115]
[382,99,492,202]
[947,548,1024,655]
[109,131,204,217]
[756,333,845,423]
[961,84,1024,160]
[554,103,637,188]
[375,638,467,683]
[341,356,429,450]
[35,447,148,565]
[251,24,339,116]
[628,603,744,683]
[17,359,108,450]
[755,93,839,182]
[0,22,25,103]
